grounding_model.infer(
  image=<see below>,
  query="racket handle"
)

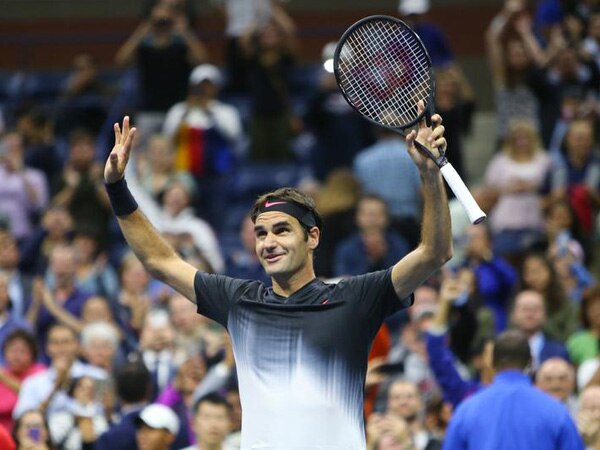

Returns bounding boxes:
[439,163,487,224]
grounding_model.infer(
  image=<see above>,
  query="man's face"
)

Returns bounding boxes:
[69,138,95,170]
[254,211,318,278]
[512,291,546,334]
[0,232,20,270]
[356,198,388,233]
[169,295,202,333]
[579,387,600,422]
[535,359,574,402]
[50,247,76,288]
[47,326,79,365]
[82,336,115,370]
[195,402,231,446]
[136,425,174,450]
[387,381,422,421]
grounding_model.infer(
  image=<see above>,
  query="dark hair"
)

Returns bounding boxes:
[493,330,531,371]
[2,328,38,361]
[251,187,323,238]
[518,251,567,314]
[68,127,95,146]
[192,392,232,416]
[580,284,600,329]
[115,357,151,403]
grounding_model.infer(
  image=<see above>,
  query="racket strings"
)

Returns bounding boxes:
[337,20,432,128]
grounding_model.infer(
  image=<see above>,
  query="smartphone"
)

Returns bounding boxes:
[27,427,41,443]
[375,361,405,375]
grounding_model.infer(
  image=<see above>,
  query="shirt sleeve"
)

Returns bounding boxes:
[340,268,413,327]
[193,272,255,328]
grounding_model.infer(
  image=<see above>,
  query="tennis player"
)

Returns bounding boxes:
[103,103,451,450]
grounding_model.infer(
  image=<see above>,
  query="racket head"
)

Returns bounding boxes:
[334,15,435,132]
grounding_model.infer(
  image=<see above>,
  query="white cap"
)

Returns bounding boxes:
[189,64,223,86]
[321,41,337,74]
[398,0,430,15]
[135,404,180,435]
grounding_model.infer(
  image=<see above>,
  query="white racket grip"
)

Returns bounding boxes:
[439,163,487,224]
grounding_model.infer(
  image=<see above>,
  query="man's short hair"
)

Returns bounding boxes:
[81,321,120,350]
[493,330,531,371]
[192,392,232,416]
[251,187,323,235]
[115,356,151,403]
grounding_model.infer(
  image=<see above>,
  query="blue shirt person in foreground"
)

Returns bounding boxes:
[102,104,452,450]
[443,329,584,450]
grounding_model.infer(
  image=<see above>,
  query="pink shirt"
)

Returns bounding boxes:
[0,363,47,433]
[484,151,551,233]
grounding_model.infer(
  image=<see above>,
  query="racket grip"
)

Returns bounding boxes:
[439,163,487,224]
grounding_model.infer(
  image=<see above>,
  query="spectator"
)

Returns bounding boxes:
[213,0,293,92]
[397,0,454,67]
[509,289,570,370]
[535,357,578,415]
[0,272,31,363]
[0,230,32,318]
[0,330,46,433]
[424,270,491,409]
[239,14,297,160]
[134,134,195,204]
[56,53,111,138]
[312,169,361,279]
[19,206,74,276]
[72,227,119,301]
[483,119,551,260]
[180,393,233,450]
[485,0,543,144]
[443,330,584,449]
[366,412,414,450]
[519,251,578,343]
[115,2,208,133]
[140,310,180,398]
[0,131,49,242]
[433,65,475,180]
[12,323,107,419]
[80,321,121,374]
[12,409,54,450]
[134,403,179,450]
[47,375,110,450]
[304,42,375,181]
[580,11,600,72]
[156,356,208,449]
[29,247,91,352]
[162,64,242,181]
[51,128,111,245]
[353,128,422,249]
[577,385,600,450]
[462,224,517,333]
[15,107,62,184]
[95,358,152,450]
[168,293,206,357]
[548,118,600,240]
[385,378,442,450]
[567,284,600,366]
[334,195,410,277]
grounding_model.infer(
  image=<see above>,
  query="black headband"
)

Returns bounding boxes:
[255,198,320,230]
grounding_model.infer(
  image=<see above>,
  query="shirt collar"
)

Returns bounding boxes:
[494,369,532,385]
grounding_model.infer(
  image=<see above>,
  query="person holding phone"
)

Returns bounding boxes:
[12,409,54,450]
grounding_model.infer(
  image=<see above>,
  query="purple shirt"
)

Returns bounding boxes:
[0,165,48,240]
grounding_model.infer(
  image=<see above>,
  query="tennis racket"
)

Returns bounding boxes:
[334,15,486,224]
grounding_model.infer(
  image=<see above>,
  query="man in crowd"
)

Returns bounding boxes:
[443,330,583,449]
[180,393,233,450]
[135,403,180,450]
[535,357,578,415]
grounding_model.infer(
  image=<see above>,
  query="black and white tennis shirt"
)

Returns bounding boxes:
[194,268,412,450]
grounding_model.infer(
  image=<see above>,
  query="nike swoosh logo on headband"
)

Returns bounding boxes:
[264,201,287,208]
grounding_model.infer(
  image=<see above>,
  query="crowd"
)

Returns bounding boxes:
[1,0,600,448]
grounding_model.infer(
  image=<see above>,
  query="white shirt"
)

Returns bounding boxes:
[13,361,107,419]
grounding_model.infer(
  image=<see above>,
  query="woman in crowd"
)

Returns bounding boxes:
[0,330,46,433]
[567,285,600,366]
[12,410,55,450]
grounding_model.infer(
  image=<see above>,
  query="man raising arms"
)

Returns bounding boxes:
[103,104,451,450]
